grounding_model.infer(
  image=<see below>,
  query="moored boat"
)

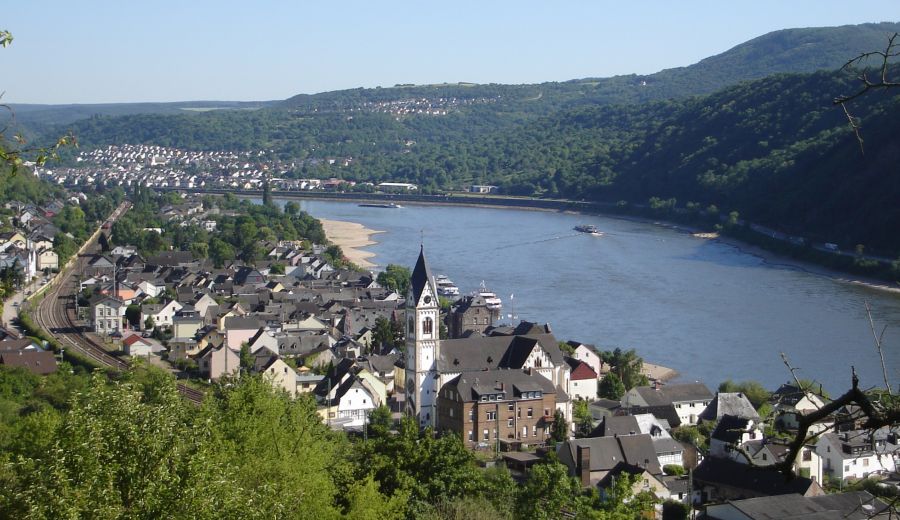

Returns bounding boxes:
[436,275,460,297]
[359,202,403,208]
[476,281,502,311]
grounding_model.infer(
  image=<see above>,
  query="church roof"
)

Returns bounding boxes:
[410,246,435,304]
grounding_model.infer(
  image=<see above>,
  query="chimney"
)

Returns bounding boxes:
[577,445,591,488]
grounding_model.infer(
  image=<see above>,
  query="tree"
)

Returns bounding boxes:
[377,264,412,295]
[598,372,626,400]
[600,348,648,390]
[367,405,392,438]
[284,200,300,216]
[515,458,584,520]
[572,400,594,437]
[144,315,155,331]
[125,304,141,328]
[550,409,569,443]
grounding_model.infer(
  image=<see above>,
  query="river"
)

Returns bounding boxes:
[271,198,900,394]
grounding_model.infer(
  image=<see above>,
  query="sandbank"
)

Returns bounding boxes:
[320,218,384,269]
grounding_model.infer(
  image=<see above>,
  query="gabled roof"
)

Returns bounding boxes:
[693,457,818,497]
[568,359,598,380]
[633,382,713,406]
[409,246,435,304]
[0,350,58,375]
[561,434,661,475]
[700,392,760,422]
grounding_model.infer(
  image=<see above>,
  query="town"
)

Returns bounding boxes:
[0,188,892,519]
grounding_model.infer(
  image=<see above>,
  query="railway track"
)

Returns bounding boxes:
[29,202,204,405]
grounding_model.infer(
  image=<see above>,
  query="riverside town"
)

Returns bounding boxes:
[1,11,899,520]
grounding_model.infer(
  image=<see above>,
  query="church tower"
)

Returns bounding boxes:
[405,246,441,427]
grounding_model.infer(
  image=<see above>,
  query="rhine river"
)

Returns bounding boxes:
[274,198,900,394]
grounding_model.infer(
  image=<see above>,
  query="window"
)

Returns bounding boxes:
[527,408,533,418]
[493,428,498,439]
[508,403,514,411]
[468,430,473,441]
[863,458,870,467]
[468,409,474,421]
[423,317,433,335]
[508,419,513,428]
[483,429,489,441]
[845,465,850,472]
[803,450,812,462]
[532,425,537,437]
[544,409,550,417]
[522,426,528,438]
[449,408,454,417]
[487,411,497,421]
[761,453,767,461]
[481,396,487,402]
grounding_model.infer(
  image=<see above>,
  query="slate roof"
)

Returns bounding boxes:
[443,369,558,402]
[561,434,662,475]
[715,491,890,520]
[0,350,58,375]
[409,246,436,304]
[437,333,563,373]
[633,382,713,406]
[700,392,761,422]
[693,457,817,497]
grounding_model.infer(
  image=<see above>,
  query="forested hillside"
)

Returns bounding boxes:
[27,23,900,254]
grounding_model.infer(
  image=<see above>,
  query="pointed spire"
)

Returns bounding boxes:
[410,245,435,304]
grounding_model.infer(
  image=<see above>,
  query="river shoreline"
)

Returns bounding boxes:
[319,219,384,269]
[310,194,898,296]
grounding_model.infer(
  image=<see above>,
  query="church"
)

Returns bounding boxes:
[404,247,573,434]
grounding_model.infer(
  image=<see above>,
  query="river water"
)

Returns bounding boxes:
[273,198,900,394]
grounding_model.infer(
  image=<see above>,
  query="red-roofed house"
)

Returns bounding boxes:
[568,359,599,401]
[123,333,154,357]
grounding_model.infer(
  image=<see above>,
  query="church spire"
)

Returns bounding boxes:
[410,245,435,304]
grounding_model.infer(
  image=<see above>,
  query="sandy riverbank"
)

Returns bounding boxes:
[320,219,384,269]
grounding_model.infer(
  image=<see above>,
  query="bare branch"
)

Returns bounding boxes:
[866,300,893,395]
[834,32,900,153]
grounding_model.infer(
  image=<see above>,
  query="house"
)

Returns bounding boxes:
[195,344,240,381]
[137,279,166,299]
[36,249,58,271]
[769,383,830,433]
[436,368,558,450]
[708,415,764,461]
[557,434,662,488]
[622,382,714,427]
[448,294,497,338]
[816,428,899,482]
[92,296,125,335]
[141,300,183,329]
[692,457,823,504]
[0,350,58,375]
[123,333,154,357]
[172,316,203,340]
[700,392,760,423]
[593,414,684,468]
[568,341,606,378]
[259,356,298,396]
[567,358,598,401]
[704,491,890,520]
[314,359,382,429]
[223,316,263,350]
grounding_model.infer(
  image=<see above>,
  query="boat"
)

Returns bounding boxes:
[358,202,403,208]
[574,224,603,236]
[476,281,502,311]
[435,275,460,297]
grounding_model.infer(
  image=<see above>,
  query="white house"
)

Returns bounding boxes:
[261,357,298,396]
[92,296,125,335]
[817,429,899,482]
[623,382,714,426]
[141,299,183,328]
[568,359,598,400]
[570,342,605,378]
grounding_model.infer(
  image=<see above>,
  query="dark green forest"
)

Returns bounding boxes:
[17,22,900,255]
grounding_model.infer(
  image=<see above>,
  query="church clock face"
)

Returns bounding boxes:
[424,295,432,304]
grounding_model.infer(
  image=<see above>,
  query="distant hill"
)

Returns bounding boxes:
[281,22,900,112]
[25,22,900,255]
[8,100,278,137]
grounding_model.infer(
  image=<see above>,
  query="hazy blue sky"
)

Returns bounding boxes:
[3,1,897,104]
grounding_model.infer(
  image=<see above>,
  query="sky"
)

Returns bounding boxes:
[3,1,898,104]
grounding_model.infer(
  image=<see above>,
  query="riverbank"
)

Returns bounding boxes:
[319,219,384,269]
[589,212,900,296]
